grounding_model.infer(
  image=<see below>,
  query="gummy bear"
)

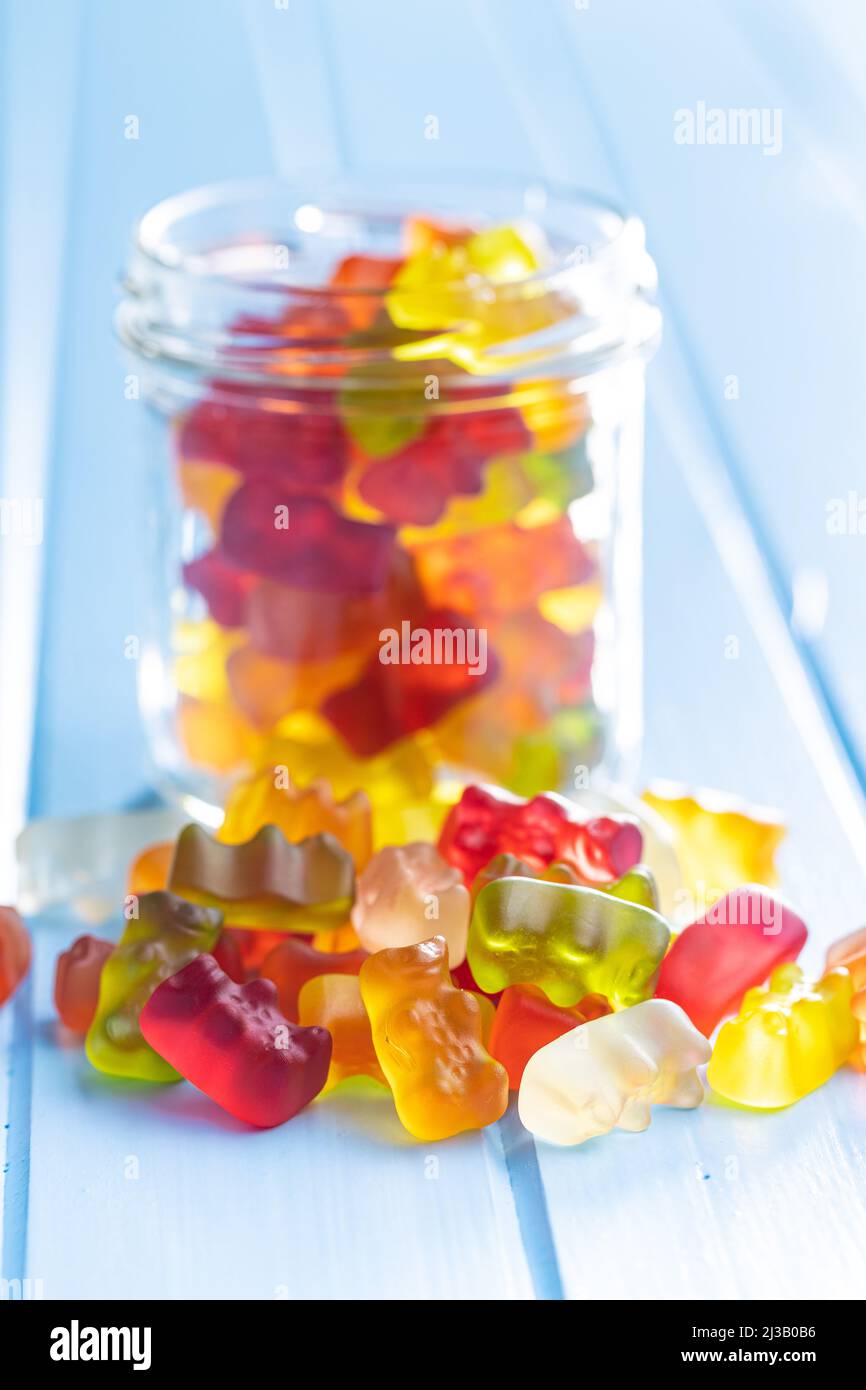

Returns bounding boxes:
[173,618,243,703]
[355,409,531,526]
[259,713,435,806]
[655,887,807,1036]
[178,386,348,488]
[707,964,858,1108]
[602,865,659,911]
[226,644,367,731]
[438,784,642,887]
[176,693,258,774]
[259,936,368,1021]
[414,516,593,617]
[519,1000,711,1146]
[226,928,290,974]
[400,214,475,257]
[489,985,611,1089]
[128,842,173,897]
[398,455,534,546]
[0,906,31,1006]
[221,484,396,594]
[86,892,223,1081]
[54,934,113,1033]
[329,252,405,331]
[183,548,256,629]
[322,610,499,757]
[641,783,784,908]
[219,768,372,869]
[313,923,363,953]
[385,223,563,374]
[825,926,866,1070]
[359,935,508,1140]
[140,954,331,1127]
[16,805,187,924]
[167,824,355,932]
[468,876,670,1009]
[212,928,247,983]
[177,458,240,532]
[298,973,387,1092]
[351,842,470,965]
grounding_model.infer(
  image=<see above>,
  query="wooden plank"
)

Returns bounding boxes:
[552,0,866,777]
[8,0,535,1302]
[0,0,82,1283]
[474,0,866,1298]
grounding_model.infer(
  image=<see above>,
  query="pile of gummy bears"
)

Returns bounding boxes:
[2,775,864,1145]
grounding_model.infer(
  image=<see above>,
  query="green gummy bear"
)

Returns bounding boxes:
[602,865,659,912]
[468,876,670,1009]
[168,824,355,931]
[85,891,223,1082]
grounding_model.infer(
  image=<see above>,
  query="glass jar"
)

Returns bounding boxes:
[117,175,660,827]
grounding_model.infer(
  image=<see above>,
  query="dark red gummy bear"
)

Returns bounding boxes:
[357,409,532,525]
[139,954,331,1128]
[184,548,256,628]
[221,483,396,594]
[179,385,347,489]
[322,610,499,757]
[437,784,642,887]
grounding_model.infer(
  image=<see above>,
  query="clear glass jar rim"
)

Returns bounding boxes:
[117,171,661,389]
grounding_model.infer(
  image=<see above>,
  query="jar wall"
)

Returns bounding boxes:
[120,178,658,823]
[134,361,646,820]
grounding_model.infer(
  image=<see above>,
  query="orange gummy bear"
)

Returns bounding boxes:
[359,935,508,1141]
[128,842,174,896]
[54,934,114,1033]
[414,517,593,617]
[260,936,368,1021]
[298,973,387,1092]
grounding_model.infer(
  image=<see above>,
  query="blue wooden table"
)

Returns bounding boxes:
[2,0,865,1300]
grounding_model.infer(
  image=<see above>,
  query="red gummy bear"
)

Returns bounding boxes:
[184,548,256,628]
[438,784,642,886]
[489,985,611,1089]
[0,906,31,1006]
[655,887,808,1036]
[139,954,331,1128]
[322,611,499,757]
[221,483,396,594]
[54,934,114,1033]
[259,937,368,1022]
[212,929,247,983]
[178,385,347,488]
[357,408,531,526]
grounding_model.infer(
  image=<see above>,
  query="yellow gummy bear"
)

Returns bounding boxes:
[173,619,244,703]
[259,717,435,809]
[219,767,373,868]
[707,963,858,1109]
[641,782,784,916]
[386,223,564,375]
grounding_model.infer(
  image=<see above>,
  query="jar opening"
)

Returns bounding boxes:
[118,172,660,395]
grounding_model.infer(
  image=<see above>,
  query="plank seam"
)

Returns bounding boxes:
[552,0,866,860]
